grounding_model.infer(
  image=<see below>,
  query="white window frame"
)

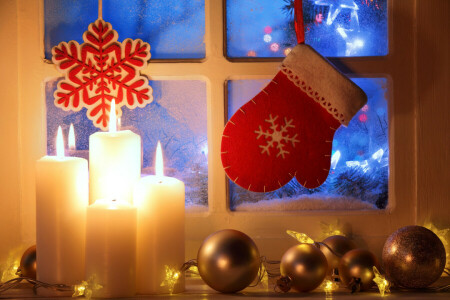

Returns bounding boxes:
[16,0,418,260]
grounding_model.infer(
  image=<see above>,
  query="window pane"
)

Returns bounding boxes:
[44,0,205,60]
[226,0,388,58]
[46,79,208,207]
[227,78,388,211]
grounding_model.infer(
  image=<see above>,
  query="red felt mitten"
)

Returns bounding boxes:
[221,44,367,192]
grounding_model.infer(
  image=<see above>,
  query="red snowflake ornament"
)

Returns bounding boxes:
[52,19,153,130]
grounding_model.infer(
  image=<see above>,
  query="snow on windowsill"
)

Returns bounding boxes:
[186,204,209,213]
[233,194,377,211]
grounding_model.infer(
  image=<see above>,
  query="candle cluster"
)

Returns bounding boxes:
[36,101,185,297]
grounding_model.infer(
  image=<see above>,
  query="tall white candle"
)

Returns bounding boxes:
[85,199,137,298]
[35,126,88,284]
[134,142,185,294]
[89,100,141,204]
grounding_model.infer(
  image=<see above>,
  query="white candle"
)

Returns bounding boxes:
[85,199,137,298]
[35,126,88,284]
[134,142,185,294]
[89,100,141,204]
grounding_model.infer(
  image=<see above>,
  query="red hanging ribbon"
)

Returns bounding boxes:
[294,0,305,44]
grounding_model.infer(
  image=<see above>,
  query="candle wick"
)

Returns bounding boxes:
[112,199,117,202]
[158,180,163,184]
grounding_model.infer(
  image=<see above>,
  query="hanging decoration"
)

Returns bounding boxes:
[221,0,367,192]
[196,229,261,293]
[382,225,446,289]
[51,5,153,131]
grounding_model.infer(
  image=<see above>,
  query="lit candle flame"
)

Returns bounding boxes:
[109,100,117,133]
[68,123,76,150]
[155,141,164,177]
[56,126,65,158]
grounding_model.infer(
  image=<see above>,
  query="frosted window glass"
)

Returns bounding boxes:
[227,78,388,211]
[46,79,208,207]
[45,0,205,60]
[226,0,388,58]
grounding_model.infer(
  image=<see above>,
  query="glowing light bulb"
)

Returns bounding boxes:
[161,265,181,294]
[263,34,272,43]
[323,279,338,295]
[109,100,117,133]
[270,43,280,52]
[373,266,390,296]
[331,151,341,170]
[372,148,384,162]
[201,143,208,156]
[346,161,360,168]
[68,123,76,150]
[283,47,292,56]
[56,126,65,158]
[354,39,364,48]
[359,113,368,122]
[286,230,314,244]
[360,160,369,173]
[155,141,164,177]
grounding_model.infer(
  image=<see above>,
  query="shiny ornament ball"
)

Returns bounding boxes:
[382,225,446,288]
[280,244,328,292]
[338,249,379,291]
[18,245,36,279]
[197,229,260,293]
[320,235,357,274]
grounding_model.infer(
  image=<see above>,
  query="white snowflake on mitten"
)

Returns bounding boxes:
[255,114,299,159]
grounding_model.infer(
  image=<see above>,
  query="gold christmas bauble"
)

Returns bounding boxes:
[320,235,357,274]
[280,244,328,292]
[197,229,260,293]
[18,245,36,279]
[338,249,379,291]
[382,225,446,288]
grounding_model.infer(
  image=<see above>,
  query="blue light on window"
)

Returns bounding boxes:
[227,78,388,210]
[46,79,208,207]
[44,0,205,60]
[226,0,388,58]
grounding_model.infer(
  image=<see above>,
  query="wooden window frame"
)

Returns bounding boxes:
[16,0,418,260]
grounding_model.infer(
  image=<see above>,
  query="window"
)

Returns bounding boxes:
[44,0,390,212]
[45,78,208,206]
[227,77,389,211]
[44,0,208,207]
[44,0,205,60]
[25,0,416,258]
[226,0,388,58]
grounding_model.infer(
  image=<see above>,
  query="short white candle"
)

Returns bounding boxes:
[85,199,137,298]
[134,142,185,294]
[35,126,88,284]
[89,100,141,204]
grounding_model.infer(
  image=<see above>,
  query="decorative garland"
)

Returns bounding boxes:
[0,224,448,298]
